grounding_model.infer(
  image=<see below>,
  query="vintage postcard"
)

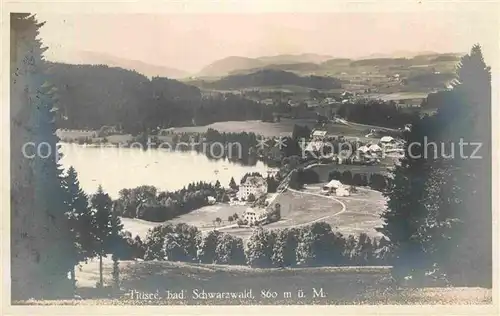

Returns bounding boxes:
[2,0,499,315]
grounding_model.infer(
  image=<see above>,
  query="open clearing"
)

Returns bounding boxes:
[173,119,317,137]
[297,185,386,238]
[121,184,386,240]
[17,259,492,305]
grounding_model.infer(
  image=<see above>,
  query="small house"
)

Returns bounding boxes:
[322,179,342,193]
[311,130,328,139]
[357,145,369,154]
[243,208,268,225]
[207,196,216,205]
[380,136,394,144]
[368,144,382,152]
[335,186,350,197]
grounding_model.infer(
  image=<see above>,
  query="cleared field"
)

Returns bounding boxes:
[168,204,248,230]
[309,164,392,182]
[366,92,429,101]
[120,185,386,240]
[173,119,317,137]
[300,185,386,238]
[285,186,385,238]
[120,204,249,238]
[19,259,492,305]
[120,217,161,239]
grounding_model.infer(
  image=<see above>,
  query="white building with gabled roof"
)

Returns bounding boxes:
[237,176,267,201]
[243,208,268,225]
[311,130,327,138]
[368,144,382,152]
[380,136,394,143]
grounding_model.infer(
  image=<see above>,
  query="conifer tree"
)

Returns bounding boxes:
[110,201,124,291]
[10,13,74,299]
[377,114,435,283]
[418,45,492,286]
[229,177,237,190]
[62,166,96,290]
[90,185,114,288]
[380,45,492,287]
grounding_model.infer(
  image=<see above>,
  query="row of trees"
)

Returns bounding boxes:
[62,167,124,290]
[115,181,227,222]
[329,171,388,191]
[336,99,419,129]
[140,222,392,268]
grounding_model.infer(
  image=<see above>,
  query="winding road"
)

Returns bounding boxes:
[286,187,347,226]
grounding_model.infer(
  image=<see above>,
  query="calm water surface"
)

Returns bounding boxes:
[59,144,269,198]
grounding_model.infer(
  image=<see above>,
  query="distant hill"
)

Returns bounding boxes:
[197,52,462,78]
[198,54,333,77]
[70,51,190,79]
[229,62,322,75]
[46,62,270,133]
[320,58,353,68]
[360,51,440,59]
[256,53,333,65]
[197,69,342,90]
[197,56,266,77]
[46,62,201,132]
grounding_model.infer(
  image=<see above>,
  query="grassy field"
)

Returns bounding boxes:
[365,92,429,101]
[299,186,386,238]
[173,119,317,137]
[121,185,386,240]
[16,259,492,305]
[309,163,392,182]
[168,204,248,230]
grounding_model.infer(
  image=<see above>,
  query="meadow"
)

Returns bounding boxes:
[18,259,491,305]
[121,185,386,240]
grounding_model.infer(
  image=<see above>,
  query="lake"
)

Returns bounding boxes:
[59,144,270,198]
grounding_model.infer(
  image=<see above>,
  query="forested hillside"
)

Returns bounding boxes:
[198,69,342,90]
[46,63,268,133]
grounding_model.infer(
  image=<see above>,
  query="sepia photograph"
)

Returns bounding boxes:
[3,0,498,313]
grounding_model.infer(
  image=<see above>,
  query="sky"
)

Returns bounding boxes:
[36,10,499,73]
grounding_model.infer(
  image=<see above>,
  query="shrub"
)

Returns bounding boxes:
[116,231,146,260]
[341,171,353,185]
[215,234,245,265]
[247,193,256,202]
[268,203,281,223]
[143,224,174,260]
[163,233,188,261]
[272,228,299,267]
[236,219,247,227]
[296,223,345,266]
[245,227,276,268]
[173,223,200,261]
[197,230,223,264]
[329,170,342,181]
[369,173,388,191]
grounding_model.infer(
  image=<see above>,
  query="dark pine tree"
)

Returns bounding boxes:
[110,201,124,291]
[62,166,96,291]
[418,45,492,286]
[10,13,74,299]
[377,114,435,285]
[229,177,237,190]
[90,185,114,288]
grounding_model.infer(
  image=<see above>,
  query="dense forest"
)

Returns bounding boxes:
[197,69,342,90]
[336,99,419,129]
[46,63,270,134]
